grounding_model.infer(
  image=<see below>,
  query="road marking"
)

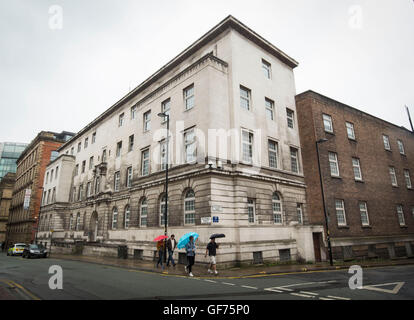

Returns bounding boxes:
[290,292,315,298]
[222,282,236,286]
[319,297,335,300]
[282,282,316,288]
[361,282,405,294]
[0,279,41,300]
[264,287,284,293]
[241,285,258,290]
[204,280,217,283]
[300,291,318,296]
[326,295,351,300]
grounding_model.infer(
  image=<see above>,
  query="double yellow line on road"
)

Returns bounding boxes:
[0,279,41,300]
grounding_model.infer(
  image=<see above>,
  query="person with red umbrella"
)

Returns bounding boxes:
[154,235,168,270]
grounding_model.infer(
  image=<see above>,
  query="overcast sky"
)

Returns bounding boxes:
[1,0,413,143]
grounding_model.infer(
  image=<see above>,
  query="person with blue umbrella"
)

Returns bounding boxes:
[184,235,196,277]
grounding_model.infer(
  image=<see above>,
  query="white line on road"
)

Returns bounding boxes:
[222,282,236,286]
[300,291,318,296]
[326,295,351,300]
[241,285,258,290]
[204,280,217,283]
[290,293,315,298]
[319,297,335,300]
[264,288,284,293]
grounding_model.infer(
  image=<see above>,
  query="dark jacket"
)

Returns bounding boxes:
[167,238,177,251]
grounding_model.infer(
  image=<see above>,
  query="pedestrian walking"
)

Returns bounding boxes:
[156,240,165,270]
[166,234,177,267]
[205,237,219,275]
[185,236,196,277]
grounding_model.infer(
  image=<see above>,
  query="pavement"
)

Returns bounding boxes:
[48,252,414,279]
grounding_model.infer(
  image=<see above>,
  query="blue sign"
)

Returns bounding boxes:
[212,216,219,223]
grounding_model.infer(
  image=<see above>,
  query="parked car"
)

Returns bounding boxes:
[22,244,48,259]
[7,243,26,256]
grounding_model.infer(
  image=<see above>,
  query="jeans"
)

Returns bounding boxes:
[187,256,195,273]
[157,249,164,269]
[167,249,175,266]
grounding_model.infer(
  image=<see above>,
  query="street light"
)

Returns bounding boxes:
[158,112,169,264]
[316,138,334,266]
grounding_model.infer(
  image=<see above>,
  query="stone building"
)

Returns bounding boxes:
[296,90,414,261]
[37,16,324,265]
[6,131,74,246]
[0,173,16,244]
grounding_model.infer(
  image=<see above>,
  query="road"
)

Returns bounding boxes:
[0,252,413,300]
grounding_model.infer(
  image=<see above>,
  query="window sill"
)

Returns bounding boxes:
[348,138,357,142]
[325,131,335,135]
[331,175,342,180]
[337,225,349,229]
[400,225,408,229]
[361,225,372,229]
[355,179,364,183]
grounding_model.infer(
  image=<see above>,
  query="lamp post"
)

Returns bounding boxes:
[316,138,333,266]
[158,112,169,264]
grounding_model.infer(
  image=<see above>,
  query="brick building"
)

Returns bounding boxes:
[296,90,414,261]
[6,131,74,247]
[0,173,16,244]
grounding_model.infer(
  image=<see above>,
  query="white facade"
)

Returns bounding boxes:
[38,16,324,265]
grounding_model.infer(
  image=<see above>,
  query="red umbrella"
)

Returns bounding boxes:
[153,235,168,242]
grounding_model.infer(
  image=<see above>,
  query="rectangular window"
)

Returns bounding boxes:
[242,130,253,164]
[184,85,195,110]
[161,98,171,122]
[89,156,94,170]
[323,114,333,133]
[46,172,49,184]
[240,86,251,110]
[128,135,134,152]
[55,166,59,179]
[87,182,91,197]
[131,106,137,120]
[126,167,133,188]
[71,147,74,155]
[143,110,151,132]
[262,59,271,79]
[84,137,88,149]
[82,160,86,173]
[297,204,303,224]
[75,164,79,176]
[329,152,340,177]
[404,170,412,189]
[114,171,120,191]
[78,185,83,201]
[346,122,355,140]
[140,201,148,227]
[389,167,398,186]
[383,135,391,150]
[141,149,150,176]
[265,98,274,120]
[397,205,405,226]
[287,109,295,129]
[247,199,255,224]
[352,158,362,181]
[119,113,125,127]
[398,140,405,155]
[52,188,56,203]
[116,141,122,158]
[359,202,370,226]
[77,142,81,153]
[268,140,278,169]
[335,200,347,226]
[290,147,299,173]
[184,128,196,163]
[92,132,96,144]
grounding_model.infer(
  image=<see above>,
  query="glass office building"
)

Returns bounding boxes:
[0,142,28,181]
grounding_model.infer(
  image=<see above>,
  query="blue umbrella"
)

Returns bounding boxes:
[177,232,199,249]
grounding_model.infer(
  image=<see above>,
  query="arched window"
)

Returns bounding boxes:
[140,198,148,227]
[184,189,195,225]
[112,207,118,230]
[69,214,74,231]
[76,212,81,231]
[272,193,283,224]
[160,194,169,226]
[124,206,130,229]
